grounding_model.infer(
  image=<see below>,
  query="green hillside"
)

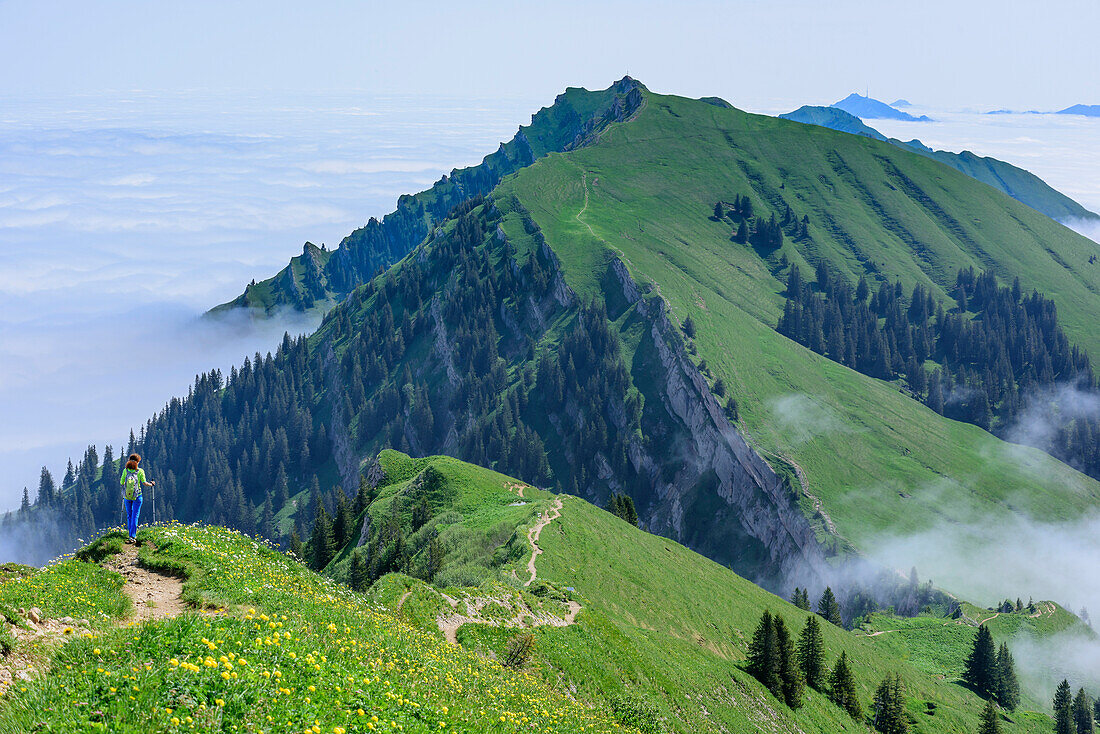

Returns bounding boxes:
[0,523,626,733]
[3,453,1083,732]
[325,450,1069,734]
[780,104,1099,222]
[494,86,1100,568]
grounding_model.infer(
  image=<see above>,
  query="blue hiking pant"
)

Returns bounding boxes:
[125,497,142,538]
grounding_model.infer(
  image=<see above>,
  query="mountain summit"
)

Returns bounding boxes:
[831,92,932,120]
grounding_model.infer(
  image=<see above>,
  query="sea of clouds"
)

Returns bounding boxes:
[867,106,1100,220]
[0,90,536,510]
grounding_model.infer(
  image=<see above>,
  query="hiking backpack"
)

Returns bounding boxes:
[124,470,141,501]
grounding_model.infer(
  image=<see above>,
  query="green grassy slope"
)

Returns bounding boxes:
[347,451,1059,734]
[0,525,627,733]
[779,105,1099,222]
[495,89,1100,562]
[855,604,1091,712]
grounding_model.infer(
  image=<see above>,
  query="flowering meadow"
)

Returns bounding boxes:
[0,550,129,624]
[0,523,630,733]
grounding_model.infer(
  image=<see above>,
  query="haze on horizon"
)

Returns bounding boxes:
[0,0,1097,112]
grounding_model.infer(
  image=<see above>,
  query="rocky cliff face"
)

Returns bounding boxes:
[323,192,827,591]
[605,258,829,589]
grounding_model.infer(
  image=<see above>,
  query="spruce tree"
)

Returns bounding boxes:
[747,610,781,699]
[774,615,804,707]
[411,495,431,531]
[714,201,724,219]
[740,196,753,219]
[275,464,290,508]
[354,475,372,516]
[994,642,1019,710]
[977,697,1001,734]
[38,467,56,507]
[817,586,843,627]
[735,219,749,244]
[608,493,622,519]
[334,492,353,548]
[308,506,336,571]
[1075,688,1095,734]
[872,673,908,734]
[682,315,697,340]
[828,652,862,720]
[725,397,739,421]
[620,494,638,526]
[1055,680,1074,734]
[260,495,276,540]
[963,625,997,697]
[349,549,368,592]
[797,615,827,690]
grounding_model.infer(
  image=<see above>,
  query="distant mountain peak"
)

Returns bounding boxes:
[611,75,647,93]
[1057,104,1100,117]
[832,93,932,121]
[779,105,887,140]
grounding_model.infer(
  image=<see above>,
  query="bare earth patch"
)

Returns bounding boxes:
[104,543,187,623]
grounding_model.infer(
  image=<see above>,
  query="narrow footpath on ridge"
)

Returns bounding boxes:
[436,496,581,645]
[104,542,188,623]
[0,539,187,693]
[525,497,563,587]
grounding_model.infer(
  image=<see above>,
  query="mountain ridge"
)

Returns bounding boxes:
[780,105,1099,222]
[210,76,648,317]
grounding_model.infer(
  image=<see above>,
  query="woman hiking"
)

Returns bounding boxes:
[120,453,154,543]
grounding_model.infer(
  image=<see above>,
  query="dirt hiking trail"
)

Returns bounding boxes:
[436,495,582,644]
[525,497,563,587]
[0,540,187,694]
[105,542,188,623]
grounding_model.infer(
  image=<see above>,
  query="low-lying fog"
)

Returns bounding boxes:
[0,90,536,509]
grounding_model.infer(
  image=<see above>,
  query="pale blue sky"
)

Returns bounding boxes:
[1,0,1097,110]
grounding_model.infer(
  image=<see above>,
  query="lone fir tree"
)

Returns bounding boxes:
[817,586,843,627]
[828,652,862,720]
[797,615,827,690]
[963,625,997,697]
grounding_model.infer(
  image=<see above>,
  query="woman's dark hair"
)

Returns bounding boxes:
[129,453,141,463]
[125,460,138,471]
